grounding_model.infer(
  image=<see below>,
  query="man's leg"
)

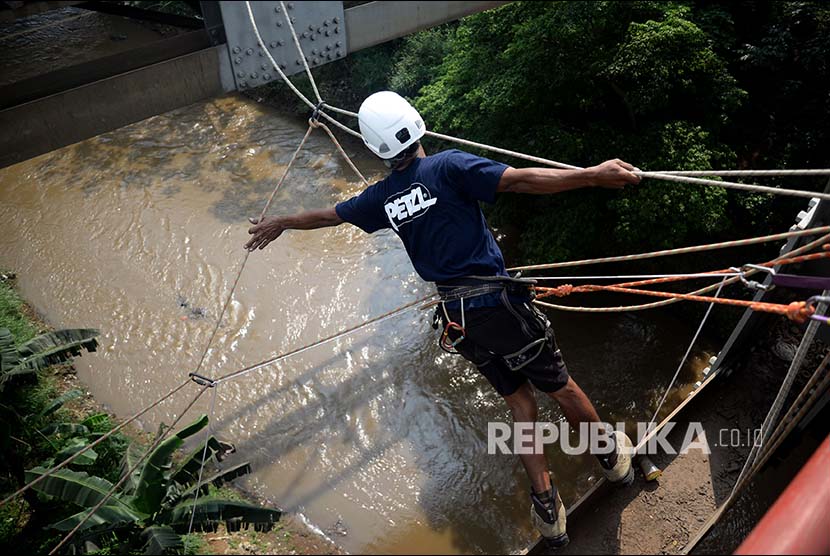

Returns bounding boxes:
[545,377,634,485]
[503,382,550,494]
[546,377,600,428]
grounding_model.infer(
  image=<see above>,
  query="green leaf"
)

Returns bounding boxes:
[141,525,183,555]
[24,467,132,511]
[81,413,111,431]
[38,389,85,418]
[173,463,253,507]
[164,498,281,533]
[50,504,147,532]
[40,423,91,437]
[0,328,19,373]
[171,437,235,487]
[120,440,146,495]
[132,415,208,515]
[14,328,99,373]
[55,438,98,466]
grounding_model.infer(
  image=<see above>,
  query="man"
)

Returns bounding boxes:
[245,91,641,548]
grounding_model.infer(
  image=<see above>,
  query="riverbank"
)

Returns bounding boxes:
[0,271,341,555]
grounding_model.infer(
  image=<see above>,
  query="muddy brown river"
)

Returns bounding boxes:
[0,95,716,554]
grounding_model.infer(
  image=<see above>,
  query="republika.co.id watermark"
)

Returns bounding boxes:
[487,421,763,456]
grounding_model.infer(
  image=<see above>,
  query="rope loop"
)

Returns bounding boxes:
[311,101,327,123]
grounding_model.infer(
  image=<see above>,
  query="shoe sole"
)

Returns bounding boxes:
[543,533,570,551]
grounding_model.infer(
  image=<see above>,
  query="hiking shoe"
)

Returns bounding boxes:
[600,430,635,486]
[531,486,569,549]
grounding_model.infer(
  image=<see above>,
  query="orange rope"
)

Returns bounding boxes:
[535,246,830,324]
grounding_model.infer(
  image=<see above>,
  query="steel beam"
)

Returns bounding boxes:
[0,45,234,168]
[345,1,509,52]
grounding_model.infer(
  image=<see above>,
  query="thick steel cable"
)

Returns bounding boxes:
[635,171,830,202]
[185,384,219,544]
[213,295,435,385]
[532,272,740,282]
[0,378,191,507]
[191,125,314,376]
[533,232,830,312]
[647,278,727,427]
[49,384,209,555]
[510,226,830,272]
[731,292,828,496]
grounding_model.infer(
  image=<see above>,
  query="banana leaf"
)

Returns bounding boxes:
[120,441,146,495]
[164,498,281,533]
[171,437,235,487]
[0,328,18,372]
[54,438,98,466]
[40,423,90,437]
[50,503,147,532]
[38,389,84,418]
[141,525,183,555]
[171,462,253,507]
[24,467,133,511]
[132,415,208,515]
[14,329,99,373]
[81,412,111,431]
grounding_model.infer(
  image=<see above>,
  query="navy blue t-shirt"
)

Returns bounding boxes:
[335,150,509,285]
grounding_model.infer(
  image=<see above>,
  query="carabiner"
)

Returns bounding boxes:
[735,264,776,292]
[440,321,466,353]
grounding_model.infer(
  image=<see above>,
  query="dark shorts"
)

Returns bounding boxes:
[440,293,571,397]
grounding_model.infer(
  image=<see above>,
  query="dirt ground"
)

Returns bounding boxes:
[530,317,828,555]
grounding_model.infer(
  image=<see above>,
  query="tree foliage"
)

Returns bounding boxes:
[282,0,829,264]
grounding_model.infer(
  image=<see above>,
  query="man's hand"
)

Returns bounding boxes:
[585,159,641,189]
[245,216,285,251]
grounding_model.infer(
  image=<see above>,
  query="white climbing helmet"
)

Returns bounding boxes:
[358,91,426,159]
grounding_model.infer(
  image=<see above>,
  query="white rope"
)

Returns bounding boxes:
[635,171,830,201]
[647,278,726,427]
[510,226,830,273]
[279,0,323,105]
[653,169,830,177]
[185,385,219,543]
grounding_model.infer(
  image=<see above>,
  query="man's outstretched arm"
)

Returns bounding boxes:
[497,159,640,194]
[244,208,343,251]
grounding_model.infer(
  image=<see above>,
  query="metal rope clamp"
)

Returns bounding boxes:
[310,101,327,123]
[734,264,776,292]
[189,372,218,388]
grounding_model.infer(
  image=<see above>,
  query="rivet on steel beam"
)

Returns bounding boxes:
[324,19,330,26]
[237,71,245,77]
[258,50,264,56]
[232,46,241,54]
[235,57,242,64]
[296,59,302,65]
[311,48,318,55]
[246,48,253,55]
[336,50,342,57]
[264,73,271,80]
[251,72,258,79]
[279,63,287,70]
[325,44,332,51]
[326,53,332,60]
[317,27,323,33]
[333,16,339,24]
[325,30,330,37]
[276,21,282,27]
[310,35,316,41]
[240,81,247,88]
[278,40,285,46]
[335,41,342,47]
[308,24,314,31]
[334,26,339,34]
[313,58,319,65]
[274,6,281,13]
[287,2,294,9]
[270,41,277,48]
[290,17,295,23]
[261,63,269,70]
[302,31,308,38]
